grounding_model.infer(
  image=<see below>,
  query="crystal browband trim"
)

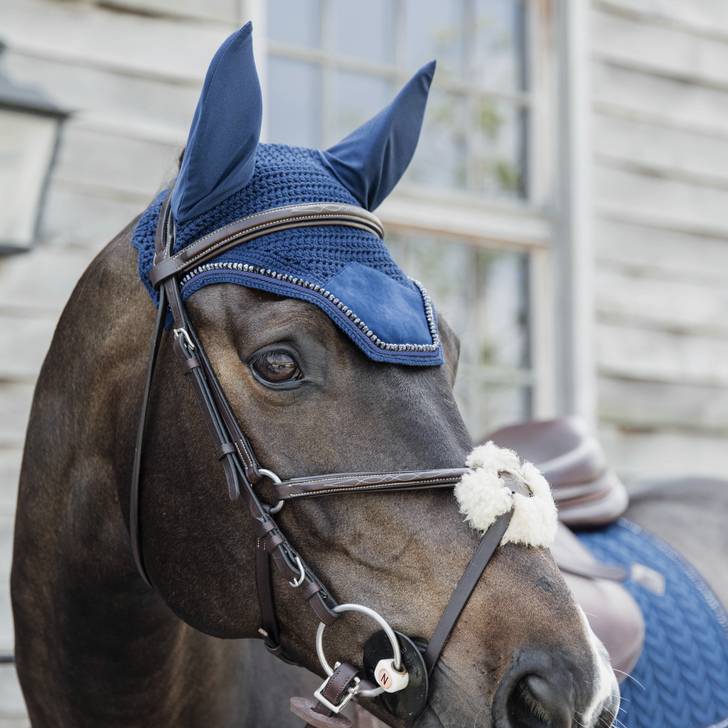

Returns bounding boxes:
[179,261,441,353]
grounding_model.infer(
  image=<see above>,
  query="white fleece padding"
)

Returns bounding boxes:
[454,441,557,547]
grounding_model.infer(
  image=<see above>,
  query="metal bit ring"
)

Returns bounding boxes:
[258,468,284,514]
[316,603,403,698]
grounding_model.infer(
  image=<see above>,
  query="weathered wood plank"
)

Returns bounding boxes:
[0,718,29,728]
[0,452,19,666]
[595,112,728,186]
[0,515,14,659]
[0,315,57,381]
[0,661,26,718]
[54,121,180,198]
[0,450,22,518]
[0,716,30,728]
[0,630,22,704]
[0,249,92,314]
[597,321,728,386]
[4,51,198,134]
[596,267,728,336]
[41,181,145,252]
[0,385,34,450]
[599,375,728,434]
[0,516,11,581]
[597,0,728,41]
[2,0,235,84]
[593,8,728,89]
[100,0,239,24]
[595,165,728,235]
[600,423,728,479]
[593,62,728,135]
[594,218,728,284]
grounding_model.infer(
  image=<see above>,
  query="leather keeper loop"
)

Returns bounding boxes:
[308,591,339,626]
[255,516,278,536]
[263,531,285,552]
[181,357,200,372]
[218,442,236,460]
[173,338,200,371]
[245,463,263,484]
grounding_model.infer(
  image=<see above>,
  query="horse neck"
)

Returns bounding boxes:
[12,225,252,723]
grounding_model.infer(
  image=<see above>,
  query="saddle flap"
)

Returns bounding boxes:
[554,524,645,680]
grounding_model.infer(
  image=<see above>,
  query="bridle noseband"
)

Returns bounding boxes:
[131,197,521,723]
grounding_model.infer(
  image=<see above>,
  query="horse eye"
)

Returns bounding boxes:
[250,350,302,385]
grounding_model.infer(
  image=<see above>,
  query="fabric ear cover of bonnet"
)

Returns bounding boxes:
[320,60,436,211]
[171,22,262,223]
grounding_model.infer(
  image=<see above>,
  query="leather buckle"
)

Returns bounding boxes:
[172,327,195,353]
[313,664,360,714]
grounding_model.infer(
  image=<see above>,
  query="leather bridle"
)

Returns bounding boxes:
[130,197,524,724]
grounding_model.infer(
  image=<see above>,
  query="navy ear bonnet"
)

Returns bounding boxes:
[132,24,443,366]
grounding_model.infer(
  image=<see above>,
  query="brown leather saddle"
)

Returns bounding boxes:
[487,417,645,680]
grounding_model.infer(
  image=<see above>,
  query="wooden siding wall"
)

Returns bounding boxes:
[592,0,728,479]
[0,1,247,718]
[2,1,728,717]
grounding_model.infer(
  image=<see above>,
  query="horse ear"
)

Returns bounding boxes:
[320,60,435,211]
[171,22,262,223]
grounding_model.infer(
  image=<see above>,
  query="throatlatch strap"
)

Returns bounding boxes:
[129,199,174,587]
[129,284,166,588]
[423,510,513,674]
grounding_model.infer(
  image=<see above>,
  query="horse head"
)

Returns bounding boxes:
[13,22,618,728]
[134,23,617,727]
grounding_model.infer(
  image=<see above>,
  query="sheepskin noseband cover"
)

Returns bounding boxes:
[454,442,557,548]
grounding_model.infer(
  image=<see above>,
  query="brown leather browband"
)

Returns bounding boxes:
[149,202,384,287]
[130,197,519,719]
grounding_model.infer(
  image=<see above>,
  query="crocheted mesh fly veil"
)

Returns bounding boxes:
[132,23,443,366]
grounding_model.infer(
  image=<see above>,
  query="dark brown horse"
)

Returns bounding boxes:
[10,224,618,728]
[12,217,625,728]
[11,24,618,728]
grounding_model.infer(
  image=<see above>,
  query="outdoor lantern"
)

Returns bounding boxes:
[0,48,67,252]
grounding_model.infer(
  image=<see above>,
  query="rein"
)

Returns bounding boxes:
[130,197,521,725]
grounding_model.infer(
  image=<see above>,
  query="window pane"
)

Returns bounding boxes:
[387,234,530,372]
[267,58,321,147]
[388,229,533,436]
[330,72,392,146]
[268,0,321,49]
[405,90,467,190]
[332,0,395,63]
[469,99,527,198]
[403,0,465,77]
[456,378,531,439]
[472,0,528,91]
[468,247,530,370]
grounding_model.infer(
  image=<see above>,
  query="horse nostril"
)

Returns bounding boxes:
[507,674,574,728]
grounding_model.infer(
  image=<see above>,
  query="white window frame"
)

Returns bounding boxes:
[553,0,595,425]
[242,0,561,425]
